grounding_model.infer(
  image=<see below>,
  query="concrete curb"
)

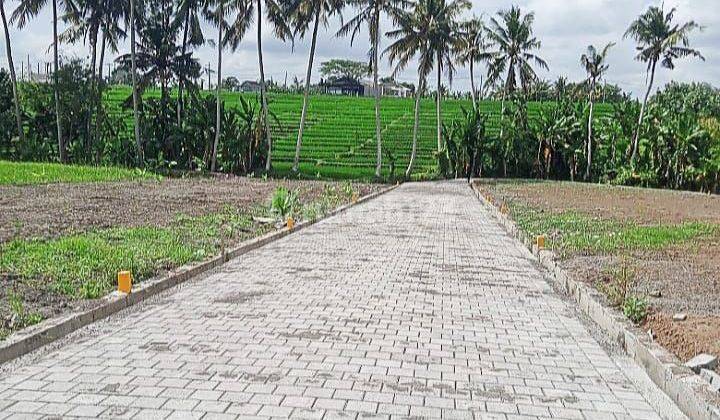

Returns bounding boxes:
[0,184,399,365]
[470,182,720,420]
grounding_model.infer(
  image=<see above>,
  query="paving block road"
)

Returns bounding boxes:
[0,181,685,419]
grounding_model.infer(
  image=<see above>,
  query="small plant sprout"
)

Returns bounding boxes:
[623,296,649,324]
[598,260,635,307]
[7,292,43,330]
[342,182,355,199]
[271,187,298,219]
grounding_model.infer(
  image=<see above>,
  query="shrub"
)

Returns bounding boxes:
[598,263,634,307]
[0,70,18,155]
[271,187,298,218]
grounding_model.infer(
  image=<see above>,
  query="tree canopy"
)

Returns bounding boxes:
[319,59,370,82]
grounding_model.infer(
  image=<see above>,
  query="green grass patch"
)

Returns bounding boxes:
[0,160,159,185]
[0,209,263,299]
[509,204,716,255]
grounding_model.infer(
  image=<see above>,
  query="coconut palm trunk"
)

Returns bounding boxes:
[372,7,382,179]
[470,59,477,111]
[130,0,143,164]
[499,67,512,177]
[292,10,320,173]
[631,59,657,165]
[585,78,595,181]
[87,26,98,153]
[469,59,476,111]
[435,53,442,152]
[500,89,508,178]
[1,1,24,143]
[52,0,65,162]
[211,5,223,173]
[257,0,274,172]
[177,7,190,126]
[405,75,423,178]
[94,32,106,162]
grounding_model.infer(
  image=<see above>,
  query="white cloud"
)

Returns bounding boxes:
[1,0,718,96]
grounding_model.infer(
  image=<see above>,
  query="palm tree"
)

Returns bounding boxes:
[289,0,345,173]
[204,0,229,172]
[129,0,142,163]
[117,0,201,163]
[553,76,567,101]
[239,0,293,172]
[176,0,206,125]
[62,0,127,157]
[384,0,433,178]
[1,0,24,143]
[580,42,613,181]
[456,16,488,111]
[94,1,126,161]
[61,0,103,89]
[485,6,547,176]
[624,5,703,165]
[337,0,407,178]
[424,0,469,152]
[93,2,127,86]
[486,6,547,95]
[12,0,73,162]
[204,0,253,173]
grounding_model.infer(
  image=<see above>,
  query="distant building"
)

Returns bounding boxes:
[320,77,365,96]
[241,80,261,92]
[364,80,413,98]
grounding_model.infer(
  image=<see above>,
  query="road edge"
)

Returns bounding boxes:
[0,183,399,365]
[469,181,720,420]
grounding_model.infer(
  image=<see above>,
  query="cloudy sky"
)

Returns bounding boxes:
[1,0,718,97]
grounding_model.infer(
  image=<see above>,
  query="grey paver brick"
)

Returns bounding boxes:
[257,405,294,417]
[345,399,378,413]
[280,395,315,408]
[5,401,45,413]
[291,408,326,419]
[314,397,347,411]
[225,402,261,415]
[65,404,107,417]
[133,408,172,419]
[193,400,230,413]
[162,398,200,411]
[165,411,204,420]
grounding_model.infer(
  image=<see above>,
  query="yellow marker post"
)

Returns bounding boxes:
[536,235,546,249]
[352,193,359,204]
[286,216,295,230]
[118,271,132,294]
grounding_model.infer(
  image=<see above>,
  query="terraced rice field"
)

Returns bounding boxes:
[105,87,610,178]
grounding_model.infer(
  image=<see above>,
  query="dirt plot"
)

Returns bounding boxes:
[481,180,720,224]
[478,179,720,373]
[0,176,379,243]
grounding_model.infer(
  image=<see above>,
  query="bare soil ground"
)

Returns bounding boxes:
[0,176,378,243]
[477,179,720,373]
[0,176,380,338]
[480,180,720,224]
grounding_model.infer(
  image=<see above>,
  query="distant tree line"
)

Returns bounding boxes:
[0,0,717,192]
